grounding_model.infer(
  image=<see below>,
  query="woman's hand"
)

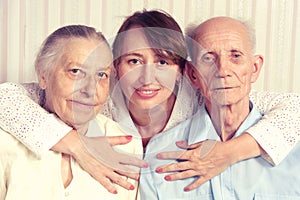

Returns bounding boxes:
[155,140,233,192]
[52,130,148,194]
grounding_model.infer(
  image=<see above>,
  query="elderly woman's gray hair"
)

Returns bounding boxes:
[35,25,108,80]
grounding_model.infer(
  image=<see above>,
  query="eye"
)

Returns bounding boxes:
[158,60,169,66]
[128,58,141,65]
[68,68,85,79]
[97,72,108,79]
[232,53,241,59]
[201,53,216,65]
[70,68,80,74]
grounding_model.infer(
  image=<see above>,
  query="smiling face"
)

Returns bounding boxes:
[188,17,263,107]
[116,28,181,111]
[40,38,111,129]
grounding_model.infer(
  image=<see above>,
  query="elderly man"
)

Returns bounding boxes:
[140,17,300,199]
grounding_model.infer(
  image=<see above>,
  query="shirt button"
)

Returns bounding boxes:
[65,191,70,196]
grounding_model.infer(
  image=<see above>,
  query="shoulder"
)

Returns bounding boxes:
[95,114,128,136]
[0,128,34,159]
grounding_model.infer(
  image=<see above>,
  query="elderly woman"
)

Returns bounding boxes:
[0,25,141,200]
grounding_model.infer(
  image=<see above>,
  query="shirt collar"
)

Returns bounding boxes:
[188,101,262,144]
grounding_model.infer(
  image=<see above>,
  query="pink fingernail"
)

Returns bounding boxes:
[156,168,163,173]
[129,185,135,190]
[143,163,149,168]
[156,154,162,159]
[165,175,171,181]
[113,190,118,194]
[126,135,132,140]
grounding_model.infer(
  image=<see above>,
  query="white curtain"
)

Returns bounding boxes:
[1,0,299,93]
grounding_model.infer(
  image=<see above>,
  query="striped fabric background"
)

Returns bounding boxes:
[1,0,299,92]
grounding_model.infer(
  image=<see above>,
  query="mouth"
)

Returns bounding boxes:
[135,87,160,98]
[69,100,97,108]
[212,86,238,91]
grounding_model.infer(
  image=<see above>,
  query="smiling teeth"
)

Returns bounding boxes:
[140,90,154,94]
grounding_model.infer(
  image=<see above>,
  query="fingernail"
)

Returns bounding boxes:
[184,187,190,192]
[156,153,162,159]
[143,163,149,168]
[129,185,135,190]
[113,190,118,194]
[165,175,171,181]
[125,135,132,140]
[156,167,162,173]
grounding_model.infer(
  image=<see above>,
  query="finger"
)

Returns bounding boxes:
[156,161,191,173]
[184,176,209,192]
[119,154,148,168]
[164,170,199,181]
[108,172,136,191]
[176,140,202,150]
[90,170,118,194]
[117,170,140,180]
[175,140,189,148]
[156,150,185,160]
[106,135,133,146]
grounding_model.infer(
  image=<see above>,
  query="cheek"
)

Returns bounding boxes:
[97,81,110,102]
[155,67,180,90]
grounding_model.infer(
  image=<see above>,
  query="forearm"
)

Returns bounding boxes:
[0,82,72,157]
[248,91,300,165]
[226,133,266,165]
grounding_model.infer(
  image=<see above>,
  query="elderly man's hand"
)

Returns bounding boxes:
[53,130,147,194]
[155,140,233,192]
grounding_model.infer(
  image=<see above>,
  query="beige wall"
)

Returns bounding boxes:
[1,0,299,92]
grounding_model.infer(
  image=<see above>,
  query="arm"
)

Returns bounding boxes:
[0,82,146,193]
[0,82,72,157]
[248,91,300,165]
[156,91,300,191]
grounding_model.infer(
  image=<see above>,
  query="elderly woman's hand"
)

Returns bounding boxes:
[155,140,233,192]
[52,130,147,194]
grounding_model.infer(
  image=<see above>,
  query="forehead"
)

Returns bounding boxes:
[62,38,112,68]
[195,21,252,53]
[120,28,152,54]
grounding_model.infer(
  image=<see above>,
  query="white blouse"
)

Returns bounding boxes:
[0,81,299,165]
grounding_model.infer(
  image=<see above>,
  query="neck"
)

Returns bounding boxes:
[129,94,176,148]
[206,97,250,141]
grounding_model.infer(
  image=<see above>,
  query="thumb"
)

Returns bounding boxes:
[106,135,132,146]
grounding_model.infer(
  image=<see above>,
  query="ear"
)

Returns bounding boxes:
[250,55,263,83]
[186,62,201,88]
[38,72,48,90]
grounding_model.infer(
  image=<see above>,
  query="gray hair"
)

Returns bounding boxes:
[35,25,108,79]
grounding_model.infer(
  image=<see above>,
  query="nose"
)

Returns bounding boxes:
[215,56,231,78]
[139,64,155,84]
[79,75,97,97]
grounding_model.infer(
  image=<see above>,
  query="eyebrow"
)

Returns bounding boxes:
[122,52,144,58]
[230,49,244,55]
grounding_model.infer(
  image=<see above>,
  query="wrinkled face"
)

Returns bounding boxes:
[188,19,262,106]
[40,38,111,128]
[115,28,181,111]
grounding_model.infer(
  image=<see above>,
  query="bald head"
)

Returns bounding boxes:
[187,17,255,60]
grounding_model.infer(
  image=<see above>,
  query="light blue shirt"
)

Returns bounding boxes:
[140,102,300,199]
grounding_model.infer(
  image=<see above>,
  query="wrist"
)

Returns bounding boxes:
[225,133,264,164]
[51,129,82,156]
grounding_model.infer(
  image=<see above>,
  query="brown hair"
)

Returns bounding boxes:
[112,10,187,72]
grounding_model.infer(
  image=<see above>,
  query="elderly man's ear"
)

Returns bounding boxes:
[185,62,201,88]
[250,55,264,83]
